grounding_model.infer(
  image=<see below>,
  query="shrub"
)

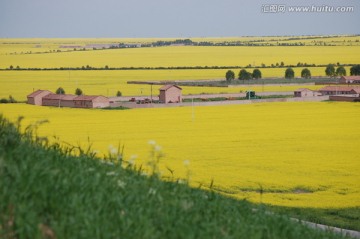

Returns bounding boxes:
[0,98,9,103]
[335,66,346,76]
[75,88,83,96]
[0,96,17,104]
[225,70,235,82]
[285,67,295,79]
[238,69,252,80]
[350,65,360,76]
[325,64,336,77]
[301,68,311,79]
[56,87,65,94]
[252,69,262,79]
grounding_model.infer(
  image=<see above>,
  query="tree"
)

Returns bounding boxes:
[252,69,262,79]
[335,66,346,76]
[116,91,122,97]
[350,65,360,76]
[238,69,252,80]
[75,88,83,96]
[325,64,336,77]
[301,68,311,79]
[9,65,13,70]
[225,70,235,82]
[8,95,16,103]
[285,67,295,79]
[56,87,65,95]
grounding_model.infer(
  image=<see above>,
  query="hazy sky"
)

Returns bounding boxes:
[0,0,359,38]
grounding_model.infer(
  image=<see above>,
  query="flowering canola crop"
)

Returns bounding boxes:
[0,70,328,101]
[0,102,359,208]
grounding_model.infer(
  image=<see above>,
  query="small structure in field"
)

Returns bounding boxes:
[294,88,321,97]
[27,90,52,105]
[73,95,110,108]
[339,76,360,84]
[318,86,360,95]
[246,91,256,99]
[27,90,110,108]
[159,85,182,103]
[42,94,77,107]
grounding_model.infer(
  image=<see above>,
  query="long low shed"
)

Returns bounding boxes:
[318,86,360,95]
[42,94,77,107]
[27,90,110,108]
[73,95,110,108]
[339,76,360,84]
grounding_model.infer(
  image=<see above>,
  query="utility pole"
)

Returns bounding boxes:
[150,83,153,104]
[192,97,195,122]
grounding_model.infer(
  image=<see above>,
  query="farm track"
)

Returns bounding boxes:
[110,94,329,109]
[110,91,293,102]
[252,208,360,238]
[294,219,360,239]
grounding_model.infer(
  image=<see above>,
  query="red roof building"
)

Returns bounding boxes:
[73,95,109,108]
[294,88,321,97]
[27,90,110,108]
[318,86,360,95]
[42,94,77,107]
[27,90,52,105]
[339,76,360,84]
[159,85,182,103]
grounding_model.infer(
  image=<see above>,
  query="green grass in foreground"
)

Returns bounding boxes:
[0,115,348,239]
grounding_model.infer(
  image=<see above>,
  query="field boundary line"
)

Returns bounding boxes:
[291,217,360,238]
[252,208,360,238]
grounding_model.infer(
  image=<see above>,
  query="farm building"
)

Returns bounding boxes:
[27,90,52,105]
[42,94,77,107]
[318,86,360,95]
[159,85,182,103]
[339,76,360,84]
[329,95,360,102]
[27,90,110,108]
[294,88,321,97]
[73,95,110,108]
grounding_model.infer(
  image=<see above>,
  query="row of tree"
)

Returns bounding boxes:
[226,64,360,81]
[55,87,82,95]
[325,64,360,77]
[55,87,122,97]
[226,69,262,82]
[6,64,360,72]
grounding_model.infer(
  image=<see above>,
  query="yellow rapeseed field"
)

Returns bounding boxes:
[1,35,359,55]
[0,70,335,101]
[1,45,359,69]
[0,102,359,208]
